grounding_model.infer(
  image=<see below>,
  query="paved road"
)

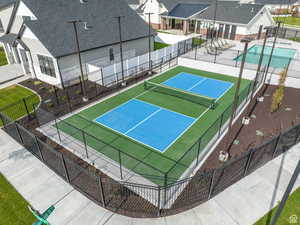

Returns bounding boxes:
[0,128,299,225]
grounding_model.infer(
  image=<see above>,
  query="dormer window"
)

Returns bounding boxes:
[22,16,31,22]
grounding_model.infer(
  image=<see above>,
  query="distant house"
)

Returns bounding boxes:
[246,0,300,15]
[138,0,274,40]
[0,0,154,87]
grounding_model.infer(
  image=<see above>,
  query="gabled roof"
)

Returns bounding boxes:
[254,0,299,5]
[192,1,265,25]
[0,0,15,9]
[20,0,154,58]
[158,0,238,11]
[164,3,210,19]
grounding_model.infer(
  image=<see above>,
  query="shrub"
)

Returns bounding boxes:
[270,69,287,113]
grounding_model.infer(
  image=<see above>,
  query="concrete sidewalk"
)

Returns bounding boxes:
[0,129,299,225]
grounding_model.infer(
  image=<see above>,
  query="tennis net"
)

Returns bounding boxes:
[144,81,217,109]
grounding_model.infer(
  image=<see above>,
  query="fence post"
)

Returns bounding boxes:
[157,186,161,216]
[61,153,71,183]
[169,53,171,68]
[53,86,59,105]
[214,47,217,64]
[54,119,62,142]
[218,113,224,137]
[243,150,254,176]
[208,169,216,199]
[163,174,167,208]
[235,50,239,67]
[0,113,5,128]
[15,123,24,144]
[194,45,198,60]
[82,131,89,159]
[35,136,44,161]
[22,98,30,117]
[118,149,123,180]
[97,175,106,208]
[196,138,202,165]
[272,133,282,158]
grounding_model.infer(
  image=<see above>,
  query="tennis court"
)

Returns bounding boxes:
[54,66,252,185]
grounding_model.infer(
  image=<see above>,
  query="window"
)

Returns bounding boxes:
[22,16,31,22]
[109,48,114,61]
[38,55,56,77]
[0,19,4,33]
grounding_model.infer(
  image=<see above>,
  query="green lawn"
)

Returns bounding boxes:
[57,66,252,185]
[154,42,170,50]
[255,187,300,225]
[289,37,300,42]
[0,85,40,125]
[0,173,35,225]
[0,47,8,66]
[275,16,300,27]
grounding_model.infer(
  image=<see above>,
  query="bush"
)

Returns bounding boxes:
[270,69,287,113]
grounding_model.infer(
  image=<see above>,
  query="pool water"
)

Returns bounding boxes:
[234,45,296,68]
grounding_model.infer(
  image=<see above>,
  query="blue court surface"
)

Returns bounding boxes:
[95,99,195,152]
[162,72,233,99]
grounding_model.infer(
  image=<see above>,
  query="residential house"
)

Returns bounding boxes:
[0,0,154,87]
[138,0,274,40]
[246,0,300,15]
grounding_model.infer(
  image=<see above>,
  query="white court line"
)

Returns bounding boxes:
[134,98,196,120]
[187,78,207,91]
[125,108,162,134]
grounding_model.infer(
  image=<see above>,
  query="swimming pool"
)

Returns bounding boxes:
[234,45,296,68]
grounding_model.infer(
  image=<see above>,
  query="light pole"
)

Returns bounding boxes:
[115,16,125,82]
[68,20,88,101]
[263,22,282,86]
[220,37,252,162]
[245,26,271,116]
[211,0,219,45]
[145,13,154,74]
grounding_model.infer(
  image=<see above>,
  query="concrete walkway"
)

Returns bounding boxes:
[0,129,299,225]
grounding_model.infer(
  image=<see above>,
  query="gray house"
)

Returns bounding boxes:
[0,0,154,87]
[138,0,274,40]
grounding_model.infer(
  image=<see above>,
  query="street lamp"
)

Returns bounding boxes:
[115,16,125,83]
[263,22,282,85]
[245,25,272,117]
[220,37,253,162]
[68,20,88,102]
[145,13,154,74]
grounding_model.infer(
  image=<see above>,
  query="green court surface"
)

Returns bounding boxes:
[56,66,252,185]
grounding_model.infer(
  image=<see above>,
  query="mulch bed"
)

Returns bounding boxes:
[201,84,300,170]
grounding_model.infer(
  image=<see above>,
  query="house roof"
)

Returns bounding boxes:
[192,1,265,25]
[254,0,299,5]
[164,3,210,19]
[0,33,17,44]
[21,0,154,58]
[124,0,140,5]
[157,0,239,11]
[0,0,15,9]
